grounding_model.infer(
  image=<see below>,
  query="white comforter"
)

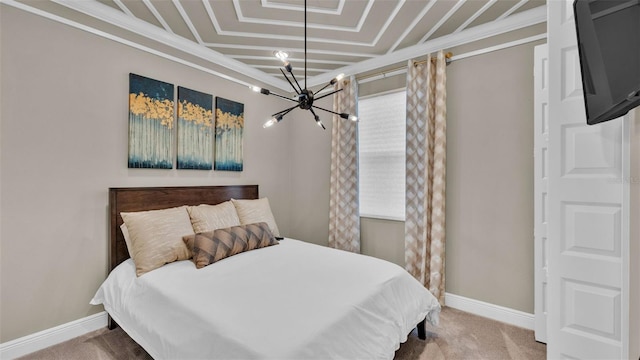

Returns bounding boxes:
[91,239,440,360]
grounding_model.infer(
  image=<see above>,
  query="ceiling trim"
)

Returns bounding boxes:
[387,0,438,54]
[418,0,467,43]
[173,0,203,43]
[50,0,291,90]
[230,55,354,66]
[1,0,259,89]
[203,42,378,59]
[496,0,529,21]
[260,0,345,15]
[204,0,406,48]
[454,0,498,34]
[306,5,547,87]
[5,0,547,93]
[233,0,374,33]
[112,0,134,17]
[141,0,174,34]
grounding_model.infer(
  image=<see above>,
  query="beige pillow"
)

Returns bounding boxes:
[187,201,241,233]
[120,223,133,258]
[121,206,194,277]
[183,222,278,269]
[231,198,280,237]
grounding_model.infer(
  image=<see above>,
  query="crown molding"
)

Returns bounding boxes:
[306,5,547,87]
[5,0,547,91]
[50,0,291,91]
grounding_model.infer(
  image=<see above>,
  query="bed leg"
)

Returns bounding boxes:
[108,315,118,330]
[417,318,426,340]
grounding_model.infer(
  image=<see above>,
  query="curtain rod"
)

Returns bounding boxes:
[413,51,453,66]
[356,33,547,85]
[356,52,453,83]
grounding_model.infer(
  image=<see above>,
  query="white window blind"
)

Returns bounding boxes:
[358,90,406,220]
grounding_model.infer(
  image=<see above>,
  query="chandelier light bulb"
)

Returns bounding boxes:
[335,73,345,81]
[274,50,289,62]
[250,85,261,92]
[263,118,277,128]
[349,115,358,122]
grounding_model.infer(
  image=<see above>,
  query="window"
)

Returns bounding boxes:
[358,90,406,221]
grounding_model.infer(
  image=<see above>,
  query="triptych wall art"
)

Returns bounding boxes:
[127,73,244,171]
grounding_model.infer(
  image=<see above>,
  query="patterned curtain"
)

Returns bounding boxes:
[328,76,360,253]
[405,51,447,304]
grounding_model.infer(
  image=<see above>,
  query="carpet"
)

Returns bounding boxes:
[18,307,546,359]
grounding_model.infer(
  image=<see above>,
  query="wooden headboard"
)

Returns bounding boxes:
[109,185,259,272]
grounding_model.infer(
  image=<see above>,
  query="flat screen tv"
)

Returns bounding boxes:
[574,0,640,125]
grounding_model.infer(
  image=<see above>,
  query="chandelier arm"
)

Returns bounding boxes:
[314,82,334,94]
[313,88,344,102]
[309,108,326,130]
[288,71,303,93]
[268,91,299,103]
[280,68,300,95]
[272,104,299,117]
[312,105,345,117]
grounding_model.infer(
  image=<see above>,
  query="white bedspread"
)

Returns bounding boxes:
[91,239,440,360]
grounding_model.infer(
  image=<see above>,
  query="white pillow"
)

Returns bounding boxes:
[121,206,194,277]
[187,201,241,233]
[231,198,280,237]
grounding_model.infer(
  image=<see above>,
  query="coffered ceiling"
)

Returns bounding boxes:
[5,0,546,90]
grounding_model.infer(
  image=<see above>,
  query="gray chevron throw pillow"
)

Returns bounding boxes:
[183,222,278,269]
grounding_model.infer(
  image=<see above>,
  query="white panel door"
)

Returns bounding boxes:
[547,1,630,359]
[533,43,549,344]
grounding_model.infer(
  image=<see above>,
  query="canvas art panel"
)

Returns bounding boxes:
[177,87,213,170]
[215,97,244,171]
[128,73,174,169]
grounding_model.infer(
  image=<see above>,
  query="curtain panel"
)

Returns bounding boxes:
[328,76,360,253]
[405,51,447,304]
[329,76,360,253]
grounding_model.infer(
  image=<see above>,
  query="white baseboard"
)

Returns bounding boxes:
[445,292,535,330]
[0,311,107,360]
[0,295,534,359]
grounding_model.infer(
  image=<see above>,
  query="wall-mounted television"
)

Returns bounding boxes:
[574,0,640,125]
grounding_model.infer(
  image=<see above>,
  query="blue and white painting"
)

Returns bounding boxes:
[128,73,174,169]
[177,87,213,170]
[214,97,244,171]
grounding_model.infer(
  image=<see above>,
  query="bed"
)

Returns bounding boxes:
[91,185,441,359]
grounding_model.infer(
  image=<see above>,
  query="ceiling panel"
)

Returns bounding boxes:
[9,0,546,90]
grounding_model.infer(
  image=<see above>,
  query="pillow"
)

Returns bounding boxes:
[183,222,278,269]
[120,223,133,258]
[187,201,241,233]
[231,198,280,237]
[121,206,194,277]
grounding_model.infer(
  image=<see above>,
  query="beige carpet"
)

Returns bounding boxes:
[19,307,546,360]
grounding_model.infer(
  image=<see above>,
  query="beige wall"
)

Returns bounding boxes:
[445,40,542,313]
[285,96,333,247]
[0,6,292,342]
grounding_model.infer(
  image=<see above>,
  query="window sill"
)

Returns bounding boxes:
[360,214,406,222]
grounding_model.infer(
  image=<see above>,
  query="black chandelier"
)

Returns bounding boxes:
[250,0,358,130]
